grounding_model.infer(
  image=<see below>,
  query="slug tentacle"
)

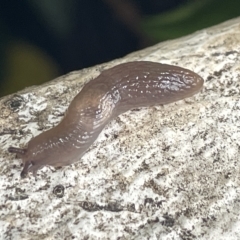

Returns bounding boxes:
[8,61,204,177]
[8,147,27,155]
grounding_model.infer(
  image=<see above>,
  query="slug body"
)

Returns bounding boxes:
[9,61,204,177]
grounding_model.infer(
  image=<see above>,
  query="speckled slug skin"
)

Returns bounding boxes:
[8,61,204,177]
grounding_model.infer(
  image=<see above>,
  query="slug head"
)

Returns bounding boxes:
[8,146,43,178]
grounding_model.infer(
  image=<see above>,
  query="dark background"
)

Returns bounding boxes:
[0,0,239,97]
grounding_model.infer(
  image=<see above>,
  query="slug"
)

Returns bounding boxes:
[8,61,204,177]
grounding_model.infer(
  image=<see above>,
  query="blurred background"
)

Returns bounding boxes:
[0,0,239,97]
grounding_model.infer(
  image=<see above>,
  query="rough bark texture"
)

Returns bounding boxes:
[1,17,240,239]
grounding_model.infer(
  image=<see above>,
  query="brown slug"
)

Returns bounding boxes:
[8,61,204,177]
